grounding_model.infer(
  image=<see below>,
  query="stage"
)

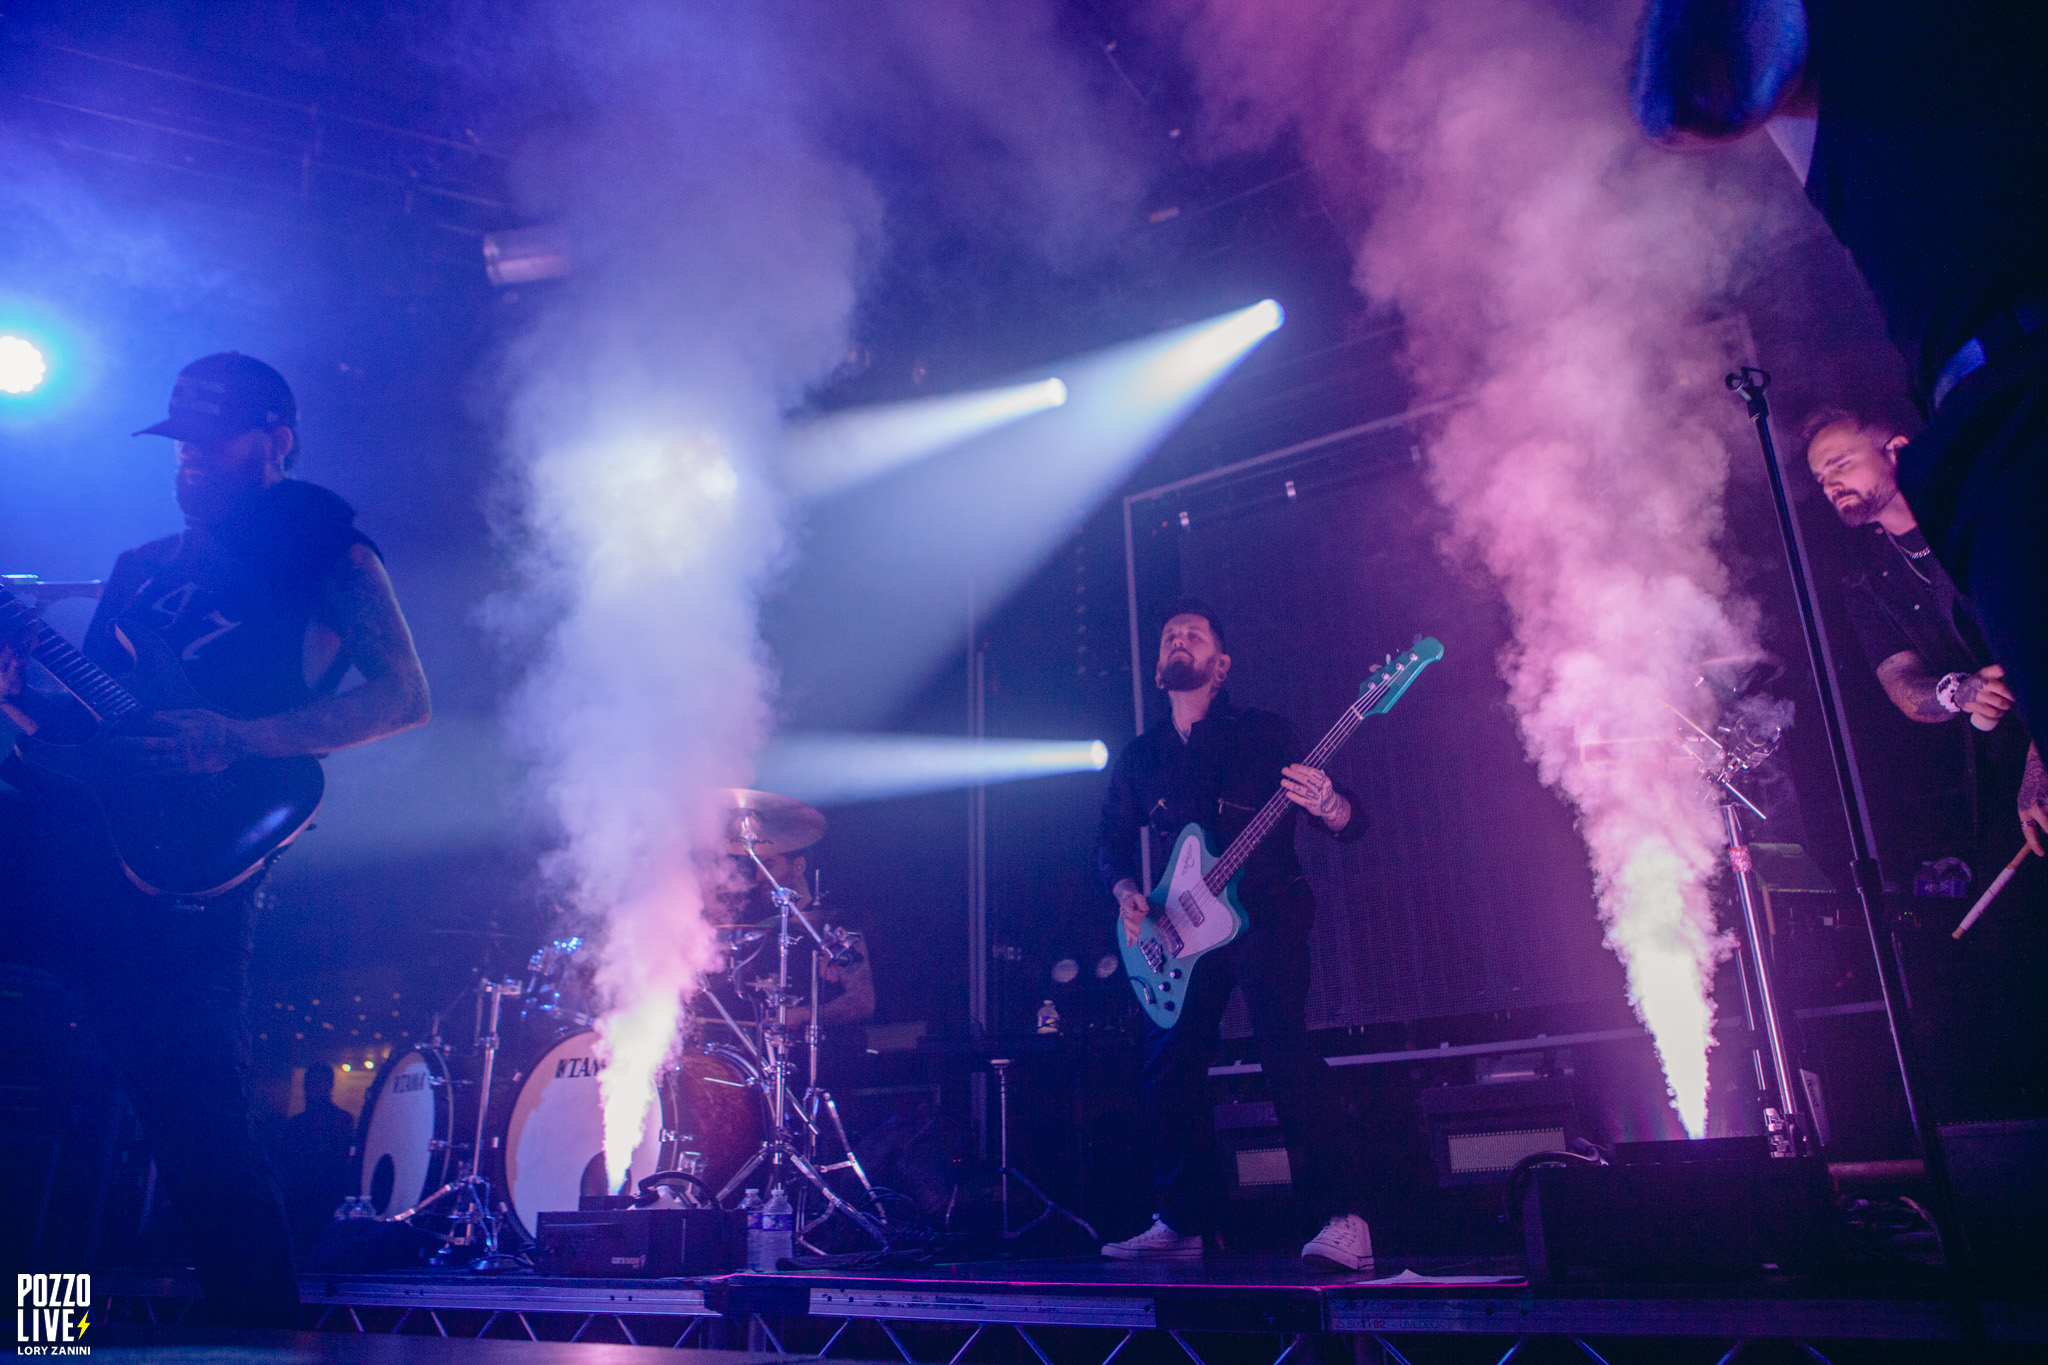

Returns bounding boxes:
[97,1253,2048,1362]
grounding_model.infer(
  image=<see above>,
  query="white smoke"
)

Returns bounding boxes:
[1153,0,1795,1135]
[484,6,880,1188]
[475,2,1146,1188]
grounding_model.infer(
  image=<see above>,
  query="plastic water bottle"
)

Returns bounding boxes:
[760,1188,795,1271]
[1035,999,1061,1035]
[739,1189,765,1270]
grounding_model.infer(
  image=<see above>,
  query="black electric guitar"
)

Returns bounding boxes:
[1,585,324,898]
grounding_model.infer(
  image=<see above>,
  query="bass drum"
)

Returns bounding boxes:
[500,1029,666,1242]
[354,1047,453,1217]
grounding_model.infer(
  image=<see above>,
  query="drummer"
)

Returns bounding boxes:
[701,843,876,1044]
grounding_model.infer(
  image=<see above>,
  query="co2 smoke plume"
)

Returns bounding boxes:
[476,1,1147,1188]
[1155,0,1794,1136]
[484,6,878,1189]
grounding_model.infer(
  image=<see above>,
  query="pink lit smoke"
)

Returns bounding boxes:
[475,3,1145,1187]
[1153,0,1794,1135]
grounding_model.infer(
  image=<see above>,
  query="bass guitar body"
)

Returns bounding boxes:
[1113,636,1444,1028]
[9,617,324,899]
[1121,821,1246,1027]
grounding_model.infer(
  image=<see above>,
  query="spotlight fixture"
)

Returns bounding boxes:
[483,225,572,286]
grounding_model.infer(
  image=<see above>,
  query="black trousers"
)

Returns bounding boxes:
[1902,332,2048,741]
[1141,884,1363,1236]
[1,778,300,1328]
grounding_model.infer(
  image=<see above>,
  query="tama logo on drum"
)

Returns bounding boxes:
[392,1072,429,1094]
[555,1055,606,1080]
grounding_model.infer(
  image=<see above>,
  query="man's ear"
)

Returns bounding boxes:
[1213,652,1232,686]
[1884,434,1908,465]
[268,425,296,476]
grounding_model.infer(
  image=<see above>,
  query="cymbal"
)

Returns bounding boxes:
[715,788,826,855]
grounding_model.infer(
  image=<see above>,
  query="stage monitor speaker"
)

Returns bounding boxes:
[1422,1078,1575,1186]
[1940,1118,2048,1276]
[1523,1138,1836,1281]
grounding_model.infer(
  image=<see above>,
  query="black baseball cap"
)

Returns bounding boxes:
[134,352,298,444]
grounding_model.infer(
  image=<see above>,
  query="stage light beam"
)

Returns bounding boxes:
[769,299,1286,731]
[0,336,48,396]
[782,376,1069,498]
[1129,299,1283,406]
[756,732,1109,806]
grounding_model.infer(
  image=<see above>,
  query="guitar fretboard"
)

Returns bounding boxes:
[0,594,141,725]
[1201,670,1396,896]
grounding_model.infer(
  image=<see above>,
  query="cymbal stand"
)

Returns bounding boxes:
[715,820,887,1249]
[390,977,525,1268]
[796,924,887,1247]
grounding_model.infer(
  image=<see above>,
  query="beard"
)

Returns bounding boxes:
[176,468,256,525]
[1158,657,1207,692]
[1831,481,1898,528]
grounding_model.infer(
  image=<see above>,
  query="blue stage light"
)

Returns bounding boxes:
[0,335,48,396]
[756,732,1110,806]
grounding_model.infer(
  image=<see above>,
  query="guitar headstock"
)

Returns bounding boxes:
[1357,636,1445,716]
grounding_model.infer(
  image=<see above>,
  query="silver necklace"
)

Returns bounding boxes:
[1886,531,1934,585]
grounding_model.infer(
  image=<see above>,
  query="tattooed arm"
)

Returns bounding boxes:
[2021,745,2048,858]
[105,544,431,772]
[1874,652,2014,729]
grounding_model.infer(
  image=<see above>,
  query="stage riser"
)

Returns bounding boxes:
[96,1271,2048,1350]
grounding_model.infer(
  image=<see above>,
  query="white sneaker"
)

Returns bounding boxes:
[1301,1213,1373,1271]
[1102,1217,1203,1261]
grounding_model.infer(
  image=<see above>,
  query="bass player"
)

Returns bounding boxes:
[0,353,430,1326]
[1095,598,1374,1270]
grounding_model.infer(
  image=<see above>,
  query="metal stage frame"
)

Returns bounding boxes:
[98,1263,2048,1363]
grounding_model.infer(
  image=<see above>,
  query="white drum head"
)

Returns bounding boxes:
[359,1050,444,1216]
[504,1030,664,1238]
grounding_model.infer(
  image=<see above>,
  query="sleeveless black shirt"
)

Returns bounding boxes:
[82,480,377,720]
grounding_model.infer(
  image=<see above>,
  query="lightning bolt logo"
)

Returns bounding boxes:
[77,1313,90,1338]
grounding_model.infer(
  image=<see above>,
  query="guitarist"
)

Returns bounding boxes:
[0,352,430,1326]
[1095,599,1373,1270]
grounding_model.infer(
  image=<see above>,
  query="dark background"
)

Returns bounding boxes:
[4,0,2039,1264]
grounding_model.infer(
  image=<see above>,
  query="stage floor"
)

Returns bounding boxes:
[98,1251,2048,1356]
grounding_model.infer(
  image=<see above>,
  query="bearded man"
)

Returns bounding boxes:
[1094,598,1373,1270]
[1806,407,2048,1119]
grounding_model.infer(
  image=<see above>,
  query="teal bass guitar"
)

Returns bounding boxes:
[1120,637,1443,1027]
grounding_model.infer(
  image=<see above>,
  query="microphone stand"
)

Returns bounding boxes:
[1726,366,1979,1320]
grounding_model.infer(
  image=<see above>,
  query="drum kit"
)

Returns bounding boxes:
[351,789,890,1265]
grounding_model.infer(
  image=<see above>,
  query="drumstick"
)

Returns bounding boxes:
[1953,844,2037,939]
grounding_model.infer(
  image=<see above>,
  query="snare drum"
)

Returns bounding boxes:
[354,1047,453,1217]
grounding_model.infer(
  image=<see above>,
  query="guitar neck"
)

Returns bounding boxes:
[1202,678,1388,894]
[0,593,141,725]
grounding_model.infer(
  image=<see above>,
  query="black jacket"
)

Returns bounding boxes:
[1096,691,1363,929]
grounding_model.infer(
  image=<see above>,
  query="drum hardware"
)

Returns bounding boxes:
[388,977,526,1268]
[713,803,889,1249]
[794,927,885,1245]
